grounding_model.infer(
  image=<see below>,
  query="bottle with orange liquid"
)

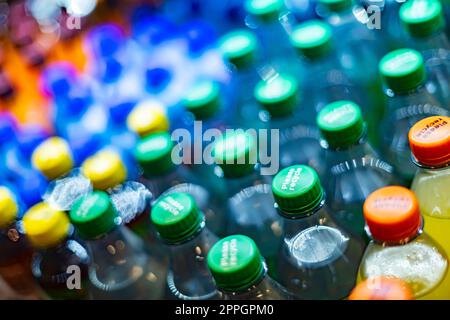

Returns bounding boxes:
[358,186,450,299]
[349,276,414,300]
[409,116,450,259]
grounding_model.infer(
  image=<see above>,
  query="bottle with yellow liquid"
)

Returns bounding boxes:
[358,186,450,300]
[409,116,450,258]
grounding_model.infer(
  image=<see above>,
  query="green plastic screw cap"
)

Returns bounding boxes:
[400,0,445,38]
[207,235,265,292]
[134,132,175,178]
[151,193,204,243]
[218,30,257,70]
[245,0,283,21]
[379,48,425,93]
[272,165,324,215]
[69,191,118,239]
[318,0,353,12]
[184,81,221,120]
[317,100,365,148]
[254,74,299,117]
[213,131,258,178]
[290,20,333,59]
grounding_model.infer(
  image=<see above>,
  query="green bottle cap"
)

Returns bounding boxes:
[272,165,324,216]
[184,80,221,120]
[151,193,204,243]
[218,30,258,70]
[133,132,175,178]
[245,0,283,21]
[400,0,445,38]
[207,235,265,292]
[290,20,333,60]
[213,131,257,178]
[254,74,299,117]
[318,0,353,12]
[316,100,365,148]
[379,48,425,93]
[69,191,118,239]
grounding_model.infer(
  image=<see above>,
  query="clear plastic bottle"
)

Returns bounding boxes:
[133,132,228,237]
[317,100,399,239]
[31,137,92,211]
[69,191,166,299]
[151,192,218,300]
[212,131,283,272]
[409,116,450,260]
[207,235,291,300]
[317,0,387,121]
[243,0,299,74]
[400,0,450,106]
[378,48,449,182]
[349,276,414,300]
[271,165,365,299]
[23,202,91,300]
[0,186,41,298]
[289,20,366,115]
[254,73,325,176]
[359,186,450,300]
[217,29,262,127]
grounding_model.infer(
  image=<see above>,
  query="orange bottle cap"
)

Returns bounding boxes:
[363,186,421,243]
[349,276,414,300]
[409,116,450,167]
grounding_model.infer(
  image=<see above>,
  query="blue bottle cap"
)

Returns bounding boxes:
[86,24,125,58]
[67,132,105,166]
[145,67,172,93]
[109,101,137,125]
[40,62,77,97]
[16,124,50,159]
[101,57,123,83]
[15,170,48,209]
[183,20,217,55]
[0,112,17,145]
[132,12,178,45]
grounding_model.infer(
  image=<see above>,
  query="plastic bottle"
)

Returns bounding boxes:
[409,116,450,259]
[317,0,387,136]
[244,0,298,73]
[69,191,166,299]
[133,132,227,237]
[359,186,450,299]
[271,165,365,299]
[349,276,414,300]
[399,0,450,106]
[217,29,262,127]
[22,202,91,299]
[32,137,92,211]
[0,186,41,298]
[207,235,291,300]
[289,20,366,117]
[378,48,449,182]
[151,193,218,300]
[254,73,325,175]
[317,100,398,239]
[212,131,283,271]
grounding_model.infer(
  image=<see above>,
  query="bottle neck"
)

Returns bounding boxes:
[368,216,425,247]
[87,226,143,267]
[278,200,329,239]
[412,31,450,55]
[223,166,267,197]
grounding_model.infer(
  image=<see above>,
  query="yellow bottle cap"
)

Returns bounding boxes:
[82,150,127,190]
[32,137,74,180]
[23,202,70,248]
[126,101,169,137]
[0,187,19,228]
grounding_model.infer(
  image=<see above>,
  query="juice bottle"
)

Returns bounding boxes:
[349,276,414,300]
[409,116,450,258]
[359,186,450,299]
